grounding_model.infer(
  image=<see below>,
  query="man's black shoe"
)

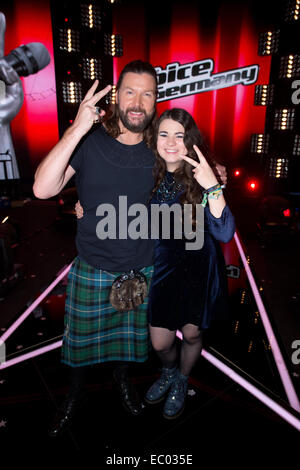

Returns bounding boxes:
[48,388,86,438]
[113,368,143,416]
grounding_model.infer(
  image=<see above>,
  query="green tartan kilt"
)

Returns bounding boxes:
[61,256,154,367]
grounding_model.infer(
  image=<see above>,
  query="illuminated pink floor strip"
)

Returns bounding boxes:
[233,232,300,412]
[201,348,300,432]
[0,340,62,370]
[0,262,72,344]
[176,331,300,431]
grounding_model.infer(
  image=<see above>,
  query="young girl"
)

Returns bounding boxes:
[75,108,235,419]
[145,108,235,419]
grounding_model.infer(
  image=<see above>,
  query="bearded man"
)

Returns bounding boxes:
[33,60,227,436]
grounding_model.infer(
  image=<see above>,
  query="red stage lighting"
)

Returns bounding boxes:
[234,169,241,176]
[283,208,291,217]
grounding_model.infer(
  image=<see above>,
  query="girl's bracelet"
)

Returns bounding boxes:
[201,183,225,207]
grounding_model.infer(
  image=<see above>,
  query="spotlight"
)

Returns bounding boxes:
[285,0,300,21]
[257,196,294,242]
[258,30,280,55]
[293,135,300,155]
[59,28,80,53]
[279,55,300,78]
[109,85,117,104]
[251,134,270,154]
[274,109,295,130]
[81,3,102,30]
[104,33,123,57]
[254,85,274,106]
[83,57,102,80]
[269,157,289,178]
[234,169,241,177]
[248,181,258,191]
[62,81,83,103]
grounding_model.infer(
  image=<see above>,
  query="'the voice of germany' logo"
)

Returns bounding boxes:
[155,58,259,102]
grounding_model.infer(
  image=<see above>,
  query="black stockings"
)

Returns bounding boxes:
[149,324,203,376]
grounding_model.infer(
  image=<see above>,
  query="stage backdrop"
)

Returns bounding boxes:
[113,0,272,166]
[1,0,58,179]
[2,0,273,177]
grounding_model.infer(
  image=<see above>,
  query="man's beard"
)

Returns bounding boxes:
[119,107,154,133]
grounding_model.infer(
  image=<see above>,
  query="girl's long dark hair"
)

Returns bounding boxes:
[150,108,222,225]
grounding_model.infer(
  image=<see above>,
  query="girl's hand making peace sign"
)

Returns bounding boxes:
[180,145,220,190]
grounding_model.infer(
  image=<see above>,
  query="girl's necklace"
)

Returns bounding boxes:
[155,172,184,203]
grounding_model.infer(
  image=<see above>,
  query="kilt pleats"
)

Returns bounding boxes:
[61,257,154,367]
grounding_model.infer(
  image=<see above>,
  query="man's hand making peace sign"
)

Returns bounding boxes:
[71,80,111,136]
[33,80,111,199]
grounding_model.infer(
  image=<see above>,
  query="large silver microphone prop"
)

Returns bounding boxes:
[0,12,50,184]
[0,42,50,85]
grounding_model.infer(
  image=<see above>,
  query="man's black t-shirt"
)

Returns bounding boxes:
[69,125,155,272]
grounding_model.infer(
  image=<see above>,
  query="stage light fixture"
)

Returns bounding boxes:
[254,84,274,106]
[284,0,300,21]
[104,33,123,56]
[269,157,289,178]
[248,180,258,191]
[274,108,295,130]
[293,135,300,155]
[83,57,102,80]
[62,81,83,103]
[59,28,80,53]
[250,134,270,154]
[81,3,102,30]
[258,30,280,56]
[279,55,300,78]
[234,169,241,176]
[234,320,239,334]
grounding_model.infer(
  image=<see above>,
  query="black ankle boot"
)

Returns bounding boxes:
[113,366,143,416]
[48,387,86,438]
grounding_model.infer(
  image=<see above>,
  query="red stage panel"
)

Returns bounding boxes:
[5,0,58,173]
[113,1,271,165]
[2,0,271,173]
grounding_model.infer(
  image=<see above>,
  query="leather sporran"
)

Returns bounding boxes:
[109,270,148,312]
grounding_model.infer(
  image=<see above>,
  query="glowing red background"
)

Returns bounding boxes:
[2,0,58,177]
[2,0,271,176]
[114,1,272,164]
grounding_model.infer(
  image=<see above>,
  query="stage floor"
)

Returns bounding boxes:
[0,348,299,462]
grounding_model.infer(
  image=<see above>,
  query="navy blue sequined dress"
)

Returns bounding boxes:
[148,171,236,331]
